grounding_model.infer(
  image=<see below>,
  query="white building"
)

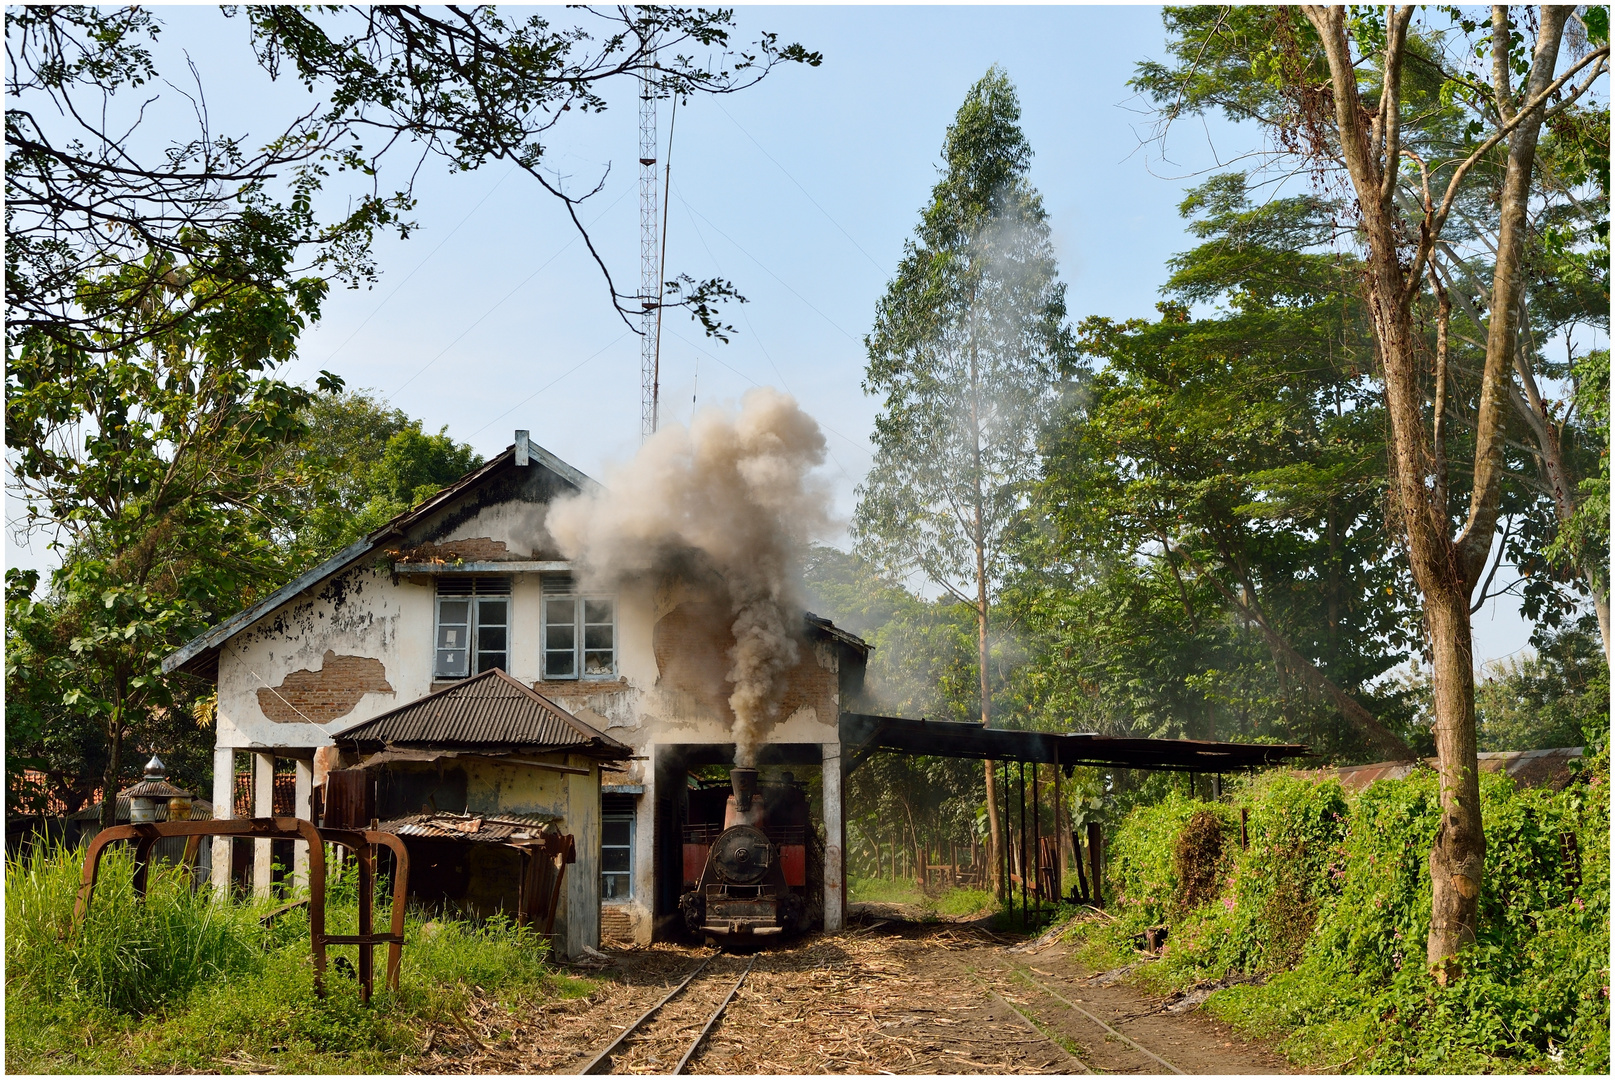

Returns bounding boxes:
[163,433,867,954]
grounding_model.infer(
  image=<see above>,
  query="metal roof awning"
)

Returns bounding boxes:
[332,668,631,760]
[840,713,1309,775]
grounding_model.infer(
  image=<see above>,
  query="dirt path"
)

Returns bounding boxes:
[416,918,1295,1075]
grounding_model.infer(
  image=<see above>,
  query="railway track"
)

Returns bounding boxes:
[960,954,1186,1075]
[577,954,757,1075]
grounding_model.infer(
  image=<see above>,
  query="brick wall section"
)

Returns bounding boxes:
[391,537,515,562]
[600,904,633,943]
[651,600,836,725]
[257,650,393,723]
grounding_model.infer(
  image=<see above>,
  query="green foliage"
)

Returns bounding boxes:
[5,843,575,1074]
[6,844,264,1015]
[1075,758,1611,1072]
[6,257,338,818]
[281,391,483,564]
[855,66,1076,618]
[1018,174,1420,760]
[1477,626,1609,753]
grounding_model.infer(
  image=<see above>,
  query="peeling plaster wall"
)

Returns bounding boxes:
[371,754,600,959]
[217,565,427,749]
[461,754,600,959]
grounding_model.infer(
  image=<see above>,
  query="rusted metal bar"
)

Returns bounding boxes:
[320,828,410,996]
[75,817,408,1002]
[77,817,330,994]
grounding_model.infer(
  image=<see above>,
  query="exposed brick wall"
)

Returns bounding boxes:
[600,904,633,943]
[257,650,393,724]
[391,537,515,563]
[651,600,836,726]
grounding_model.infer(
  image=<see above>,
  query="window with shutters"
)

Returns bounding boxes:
[434,578,511,678]
[541,573,615,679]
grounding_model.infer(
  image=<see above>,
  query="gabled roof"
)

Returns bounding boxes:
[331,667,631,759]
[161,439,599,679]
[805,612,870,655]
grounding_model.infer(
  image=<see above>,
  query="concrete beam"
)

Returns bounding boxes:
[292,758,313,891]
[211,746,234,898]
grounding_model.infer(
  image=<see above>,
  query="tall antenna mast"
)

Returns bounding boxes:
[638,36,660,441]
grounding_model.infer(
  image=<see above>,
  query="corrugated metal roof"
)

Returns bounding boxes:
[377,811,559,844]
[1323,746,1584,792]
[331,668,630,757]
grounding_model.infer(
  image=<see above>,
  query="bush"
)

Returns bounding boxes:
[1073,754,1611,1073]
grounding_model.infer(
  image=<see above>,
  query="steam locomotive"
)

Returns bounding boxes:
[678,767,811,938]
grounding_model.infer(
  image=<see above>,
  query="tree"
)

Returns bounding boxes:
[279,391,482,565]
[5,256,339,825]
[6,6,821,355]
[854,68,1076,897]
[1475,625,1608,754]
[1132,5,1609,974]
[1028,175,1421,762]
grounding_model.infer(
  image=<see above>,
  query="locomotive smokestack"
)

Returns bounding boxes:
[730,767,758,809]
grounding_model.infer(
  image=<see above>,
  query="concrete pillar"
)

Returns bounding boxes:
[211,746,235,898]
[821,742,844,931]
[292,757,313,891]
[633,745,656,945]
[253,751,275,898]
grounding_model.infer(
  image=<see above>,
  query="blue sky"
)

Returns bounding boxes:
[4,4,1541,665]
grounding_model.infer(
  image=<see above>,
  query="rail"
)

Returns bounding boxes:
[576,953,757,1075]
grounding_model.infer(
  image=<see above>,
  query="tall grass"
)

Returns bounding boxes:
[5,842,585,1074]
[6,842,264,1014]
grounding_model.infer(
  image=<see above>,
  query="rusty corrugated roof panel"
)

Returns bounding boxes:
[331,668,630,758]
[377,811,558,844]
[1321,747,1584,792]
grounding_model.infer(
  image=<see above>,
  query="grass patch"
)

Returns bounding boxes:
[5,843,593,1074]
[849,876,999,922]
[847,875,926,906]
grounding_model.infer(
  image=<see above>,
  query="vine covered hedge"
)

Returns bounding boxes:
[1090,753,1609,1073]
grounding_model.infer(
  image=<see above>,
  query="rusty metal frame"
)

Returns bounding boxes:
[73,816,410,1002]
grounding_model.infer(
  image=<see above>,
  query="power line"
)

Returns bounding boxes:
[714,100,886,276]
[671,183,863,345]
[664,324,872,468]
[291,164,519,377]
[387,185,633,398]
[673,192,871,482]
[466,332,631,442]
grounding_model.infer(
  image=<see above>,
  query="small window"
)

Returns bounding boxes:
[435,578,511,678]
[602,814,633,900]
[542,595,615,679]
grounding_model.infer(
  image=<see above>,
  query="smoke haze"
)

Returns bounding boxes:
[545,388,832,765]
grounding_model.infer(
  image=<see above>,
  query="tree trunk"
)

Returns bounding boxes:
[1302,3,1571,977]
[99,695,124,831]
[1425,583,1486,970]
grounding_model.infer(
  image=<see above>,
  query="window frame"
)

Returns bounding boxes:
[601,812,634,901]
[433,578,512,679]
[541,593,617,681]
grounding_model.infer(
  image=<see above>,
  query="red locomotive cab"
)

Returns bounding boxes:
[778,841,806,887]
